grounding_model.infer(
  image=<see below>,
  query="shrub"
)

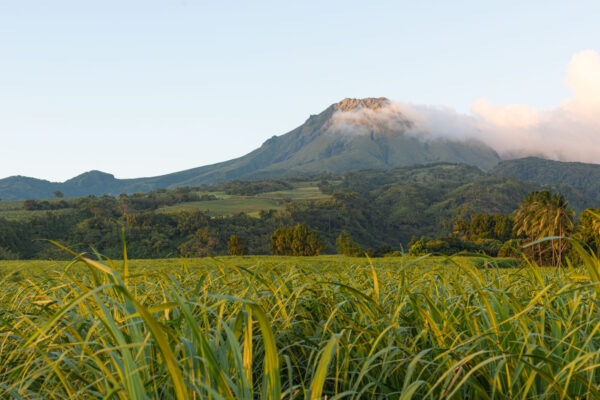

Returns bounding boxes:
[474,239,503,257]
[0,246,18,260]
[227,235,248,256]
[409,236,428,256]
[498,239,523,258]
[336,230,363,256]
[271,223,324,256]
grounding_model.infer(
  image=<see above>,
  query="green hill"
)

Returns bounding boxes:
[310,163,596,245]
[492,157,600,199]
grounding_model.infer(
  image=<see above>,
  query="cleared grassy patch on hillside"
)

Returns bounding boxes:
[161,184,330,217]
[159,196,286,217]
[0,198,76,220]
[0,200,24,211]
[258,185,330,200]
[0,208,74,221]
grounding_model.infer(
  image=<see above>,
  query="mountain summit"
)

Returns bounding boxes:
[331,97,390,112]
[0,97,502,199]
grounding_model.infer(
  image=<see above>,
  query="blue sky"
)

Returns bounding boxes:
[1,1,599,180]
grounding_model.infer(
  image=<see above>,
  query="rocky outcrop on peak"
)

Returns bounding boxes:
[331,97,390,112]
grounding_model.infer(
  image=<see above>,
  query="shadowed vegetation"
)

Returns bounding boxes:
[1,165,600,261]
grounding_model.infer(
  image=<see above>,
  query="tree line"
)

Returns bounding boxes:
[2,164,600,263]
[408,190,600,267]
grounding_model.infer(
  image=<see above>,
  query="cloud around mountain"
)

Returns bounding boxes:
[473,49,600,163]
[327,50,600,164]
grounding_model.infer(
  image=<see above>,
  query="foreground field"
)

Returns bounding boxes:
[1,253,600,399]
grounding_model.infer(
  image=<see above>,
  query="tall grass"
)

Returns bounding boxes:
[2,247,600,398]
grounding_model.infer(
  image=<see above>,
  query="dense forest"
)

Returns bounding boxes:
[492,157,600,199]
[1,163,599,260]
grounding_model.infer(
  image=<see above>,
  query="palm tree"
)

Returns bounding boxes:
[537,193,574,266]
[514,191,574,267]
[514,191,546,264]
[577,208,600,254]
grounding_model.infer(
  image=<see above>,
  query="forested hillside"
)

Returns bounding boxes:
[0,163,597,260]
[492,157,600,199]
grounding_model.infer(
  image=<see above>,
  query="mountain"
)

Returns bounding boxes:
[0,176,59,201]
[0,97,503,200]
[0,171,137,201]
[492,157,600,200]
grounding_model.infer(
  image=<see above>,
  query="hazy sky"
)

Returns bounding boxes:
[1,1,599,181]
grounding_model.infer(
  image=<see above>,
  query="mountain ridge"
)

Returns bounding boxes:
[2,97,504,200]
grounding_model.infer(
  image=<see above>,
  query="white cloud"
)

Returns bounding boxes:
[325,102,411,136]
[328,50,600,164]
[471,49,600,162]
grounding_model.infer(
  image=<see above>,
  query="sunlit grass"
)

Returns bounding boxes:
[1,249,600,398]
[159,197,286,217]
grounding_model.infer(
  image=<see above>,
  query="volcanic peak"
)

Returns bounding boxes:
[332,97,390,112]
